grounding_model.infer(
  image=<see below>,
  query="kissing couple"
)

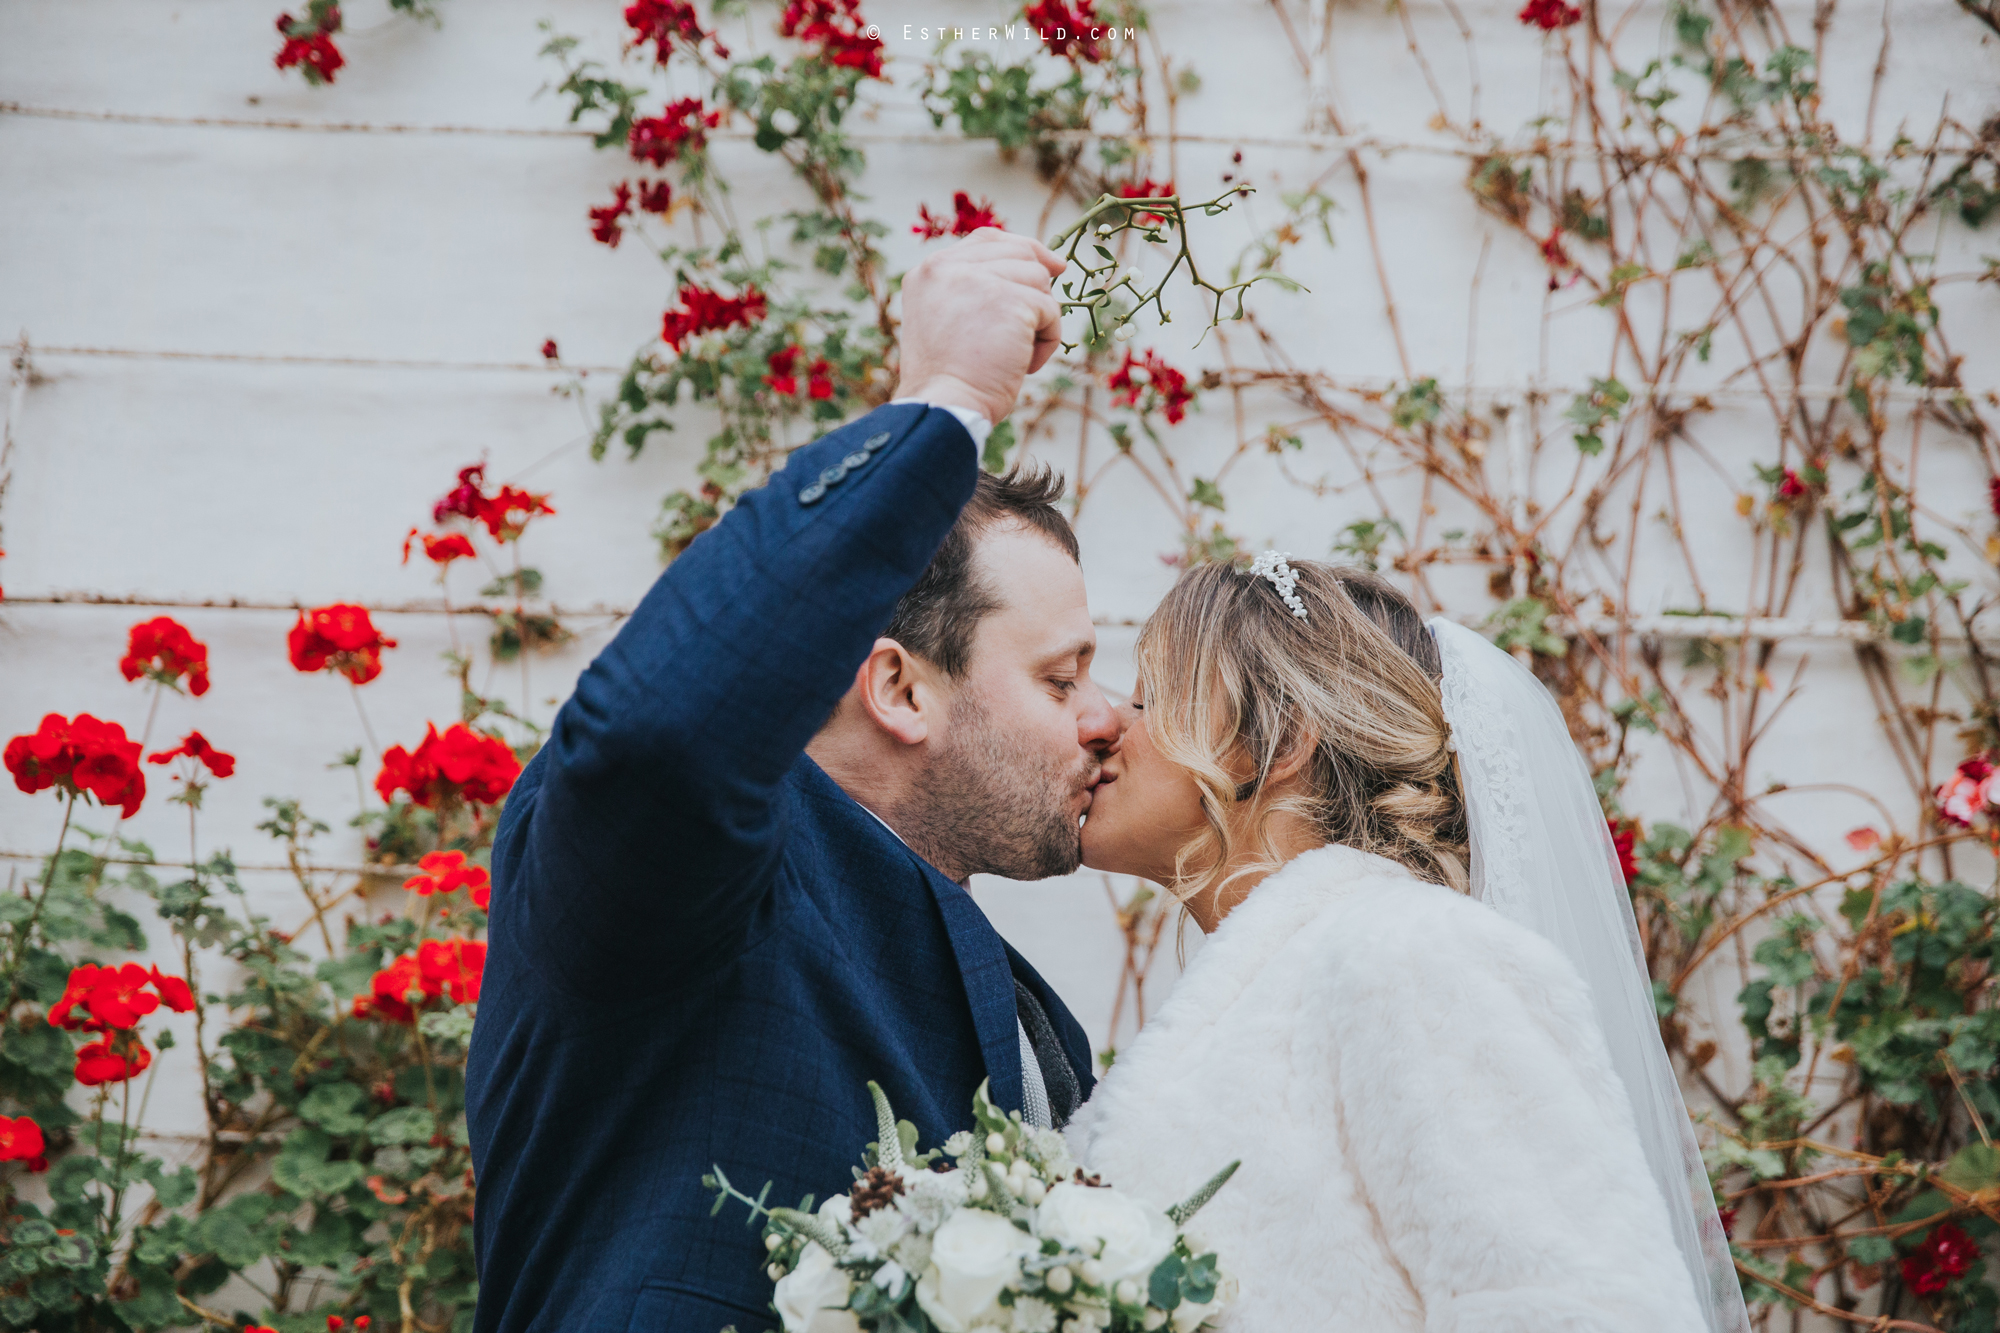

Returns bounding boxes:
[462,232,1750,1333]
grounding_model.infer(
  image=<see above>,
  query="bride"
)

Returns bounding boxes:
[1068,553,1750,1332]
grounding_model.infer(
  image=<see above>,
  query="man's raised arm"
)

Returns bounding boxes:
[491,231,1065,986]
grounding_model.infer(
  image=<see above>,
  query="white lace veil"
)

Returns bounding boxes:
[1427,617,1750,1333]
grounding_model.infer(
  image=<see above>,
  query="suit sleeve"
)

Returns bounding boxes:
[1327,905,1709,1333]
[492,403,978,991]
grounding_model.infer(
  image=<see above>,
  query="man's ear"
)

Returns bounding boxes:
[852,638,943,747]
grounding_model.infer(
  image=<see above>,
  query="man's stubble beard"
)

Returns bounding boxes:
[896,690,1093,883]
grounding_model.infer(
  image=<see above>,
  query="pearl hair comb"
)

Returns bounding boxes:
[1249,550,1309,621]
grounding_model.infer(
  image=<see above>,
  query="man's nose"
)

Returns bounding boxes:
[1076,677,1124,753]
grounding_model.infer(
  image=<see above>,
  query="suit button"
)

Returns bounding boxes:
[799,483,827,504]
[862,431,892,451]
[820,463,848,485]
[843,451,871,469]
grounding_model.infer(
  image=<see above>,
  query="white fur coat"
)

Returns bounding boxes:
[1066,844,1707,1332]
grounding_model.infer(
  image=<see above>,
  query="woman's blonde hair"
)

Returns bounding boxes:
[1137,558,1470,905]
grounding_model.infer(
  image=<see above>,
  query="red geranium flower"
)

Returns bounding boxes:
[1936,755,1997,827]
[354,953,426,1024]
[75,1031,152,1087]
[1117,178,1175,227]
[1106,349,1195,425]
[289,604,397,686]
[419,937,487,1004]
[434,463,490,525]
[1518,0,1583,28]
[629,98,722,166]
[1903,1221,1980,1295]
[1538,229,1580,290]
[660,284,768,351]
[480,486,557,542]
[0,1115,44,1165]
[430,464,555,542]
[541,339,561,361]
[4,713,147,818]
[402,529,478,567]
[49,961,195,1033]
[914,192,1004,239]
[807,359,836,400]
[1026,0,1108,63]
[1989,476,2000,521]
[403,849,491,909]
[353,937,485,1022]
[274,4,345,84]
[637,180,674,214]
[1777,469,1808,501]
[781,0,886,78]
[1609,817,1640,886]
[623,0,723,62]
[376,723,522,809]
[148,730,236,780]
[120,616,211,697]
[766,346,802,395]
[590,182,634,248]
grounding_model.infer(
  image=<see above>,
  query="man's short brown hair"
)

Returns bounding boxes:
[884,465,1079,678]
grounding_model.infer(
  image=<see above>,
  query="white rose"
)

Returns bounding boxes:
[1033,1183,1174,1281]
[772,1243,860,1333]
[915,1207,1037,1332]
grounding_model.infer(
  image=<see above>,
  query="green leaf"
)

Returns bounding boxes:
[1148,1251,1186,1310]
[1848,1234,1895,1265]
[299,1082,371,1136]
[147,1163,199,1210]
[39,1232,95,1269]
[190,1197,275,1269]
[3,1022,74,1079]
[371,1105,440,1146]
[273,1128,366,1201]
[9,1220,57,1246]
[1940,1142,2000,1192]
[1189,478,1226,511]
[981,418,1017,472]
[288,1208,363,1266]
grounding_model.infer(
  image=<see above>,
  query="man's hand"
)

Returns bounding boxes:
[896,228,1066,427]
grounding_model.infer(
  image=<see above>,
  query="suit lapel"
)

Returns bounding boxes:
[794,760,1027,1118]
[922,868,1028,1117]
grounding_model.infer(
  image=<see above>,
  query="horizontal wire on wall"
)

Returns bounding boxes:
[3,100,1990,161]
[19,342,1990,406]
[3,591,633,620]
[22,344,627,376]
[6,589,1949,645]
[0,848,422,878]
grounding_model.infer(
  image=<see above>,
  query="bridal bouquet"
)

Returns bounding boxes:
[707,1082,1238,1333]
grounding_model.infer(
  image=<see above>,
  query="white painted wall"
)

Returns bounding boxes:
[2,0,1997,1238]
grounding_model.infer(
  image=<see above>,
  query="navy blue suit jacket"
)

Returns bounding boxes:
[466,403,1096,1333]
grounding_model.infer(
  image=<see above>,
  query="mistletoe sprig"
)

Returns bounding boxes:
[1046,188,1296,351]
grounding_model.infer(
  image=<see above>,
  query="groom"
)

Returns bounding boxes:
[466,230,1120,1332]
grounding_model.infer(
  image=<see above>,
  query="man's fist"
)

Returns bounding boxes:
[895,228,1065,427]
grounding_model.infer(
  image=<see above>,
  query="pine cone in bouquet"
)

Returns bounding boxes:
[705,1080,1240,1333]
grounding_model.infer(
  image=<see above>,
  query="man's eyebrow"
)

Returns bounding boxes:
[1035,639,1097,670]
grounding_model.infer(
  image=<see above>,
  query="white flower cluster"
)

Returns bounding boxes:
[758,1083,1237,1333]
[1248,549,1309,621]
